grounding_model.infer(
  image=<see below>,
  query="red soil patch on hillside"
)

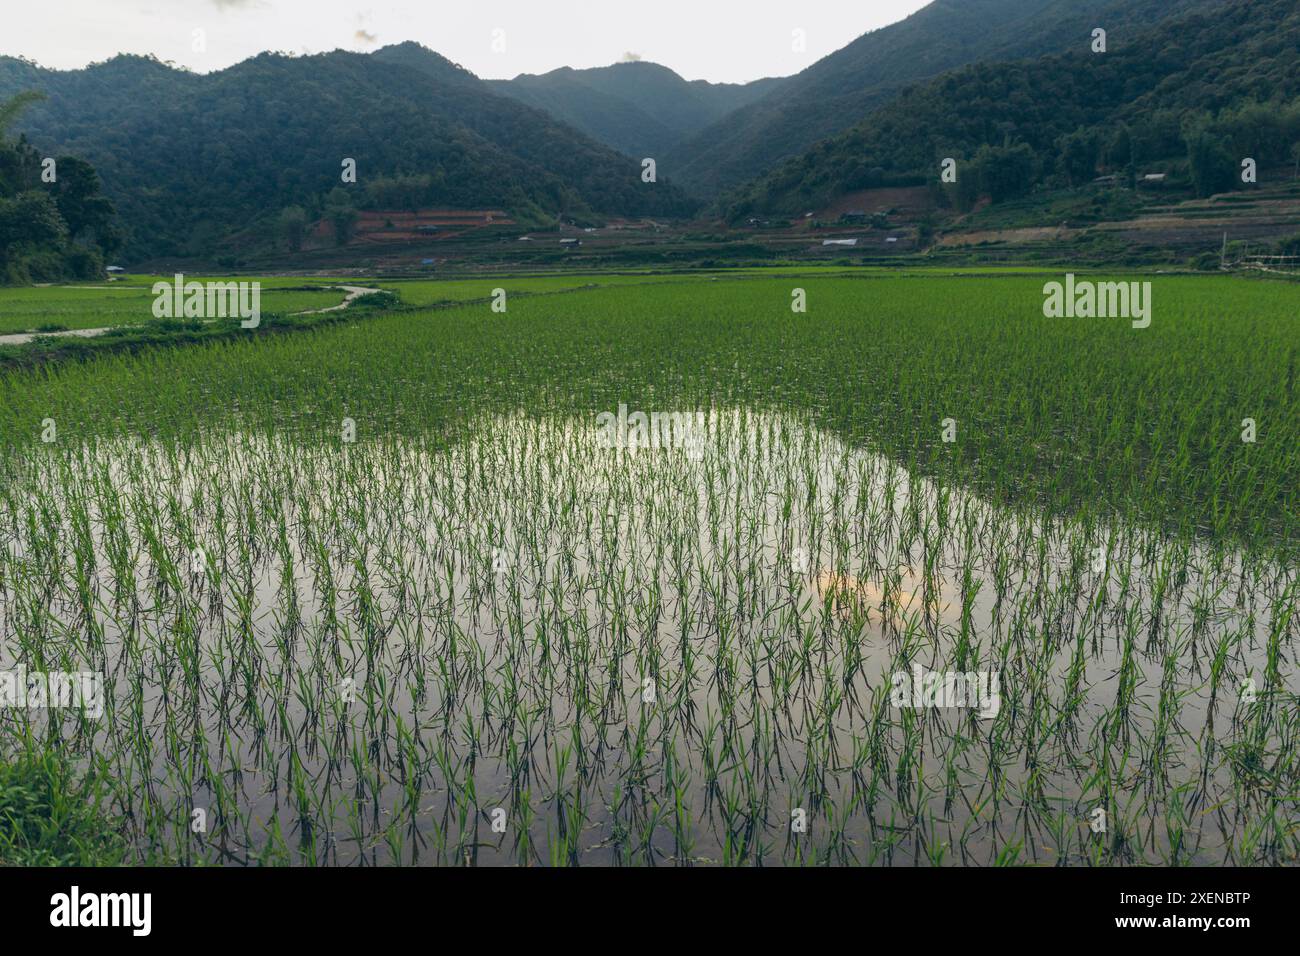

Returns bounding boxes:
[818,187,934,220]
[309,208,515,245]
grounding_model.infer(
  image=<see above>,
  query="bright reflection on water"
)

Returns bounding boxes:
[1,410,1296,865]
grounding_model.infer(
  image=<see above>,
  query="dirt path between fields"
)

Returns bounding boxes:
[291,285,383,314]
[0,285,382,347]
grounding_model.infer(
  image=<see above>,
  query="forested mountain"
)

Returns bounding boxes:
[488,62,784,160]
[0,43,697,260]
[726,0,1300,218]
[0,0,1277,267]
[0,93,120,283]
[663,0,1226,197]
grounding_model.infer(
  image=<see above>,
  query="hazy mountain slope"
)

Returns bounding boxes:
[488,68,678,159]
[665,0,1225,197]
[0,44,697,259]
[727,0,1298,216]
[489,61,784,159]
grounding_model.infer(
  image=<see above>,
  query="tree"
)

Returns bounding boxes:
[1109,126,1133,171]
[0,191,68,277]
[1184,124,1235,198]
[49,156,121,253]
[942,156,981,212]
[0,92,119,283]
[976,143,1036,203]
[1058,129,1100,186]
[916,213,937,248]
[323,187,358,246]
[327,205,358,246]
[1107,125,1137,188]
[276,206,308,252]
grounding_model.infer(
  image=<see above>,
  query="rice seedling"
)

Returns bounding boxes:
[0,271,1295,865]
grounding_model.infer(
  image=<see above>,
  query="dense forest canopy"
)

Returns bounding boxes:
[0,0,1291,267]
[0,43,698,262]
[726,0,1300,218]
[0,92,120,283]
[663,0,1224,197]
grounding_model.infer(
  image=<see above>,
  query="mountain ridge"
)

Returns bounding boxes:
[663,0,1226,197]
[0,43,697,260]
[725,0,1299,218]
[488,60,785,160]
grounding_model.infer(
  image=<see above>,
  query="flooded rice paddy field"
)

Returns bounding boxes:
[1,275,1297,865]
[1,409,1295,865]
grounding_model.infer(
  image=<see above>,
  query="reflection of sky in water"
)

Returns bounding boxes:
[1,410,1295,866]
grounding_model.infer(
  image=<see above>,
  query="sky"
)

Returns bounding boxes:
[7,0,933,84]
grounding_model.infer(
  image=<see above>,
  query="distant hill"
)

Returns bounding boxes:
[0,43,698,261]
[488,61,784,160]
[664,0,1226,197]
[726,0,1300,218]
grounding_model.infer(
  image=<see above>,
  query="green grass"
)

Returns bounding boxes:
[0,748,128,866]
[0,282,358,334]
[3,273,1293,543]
[374,271,737,307]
